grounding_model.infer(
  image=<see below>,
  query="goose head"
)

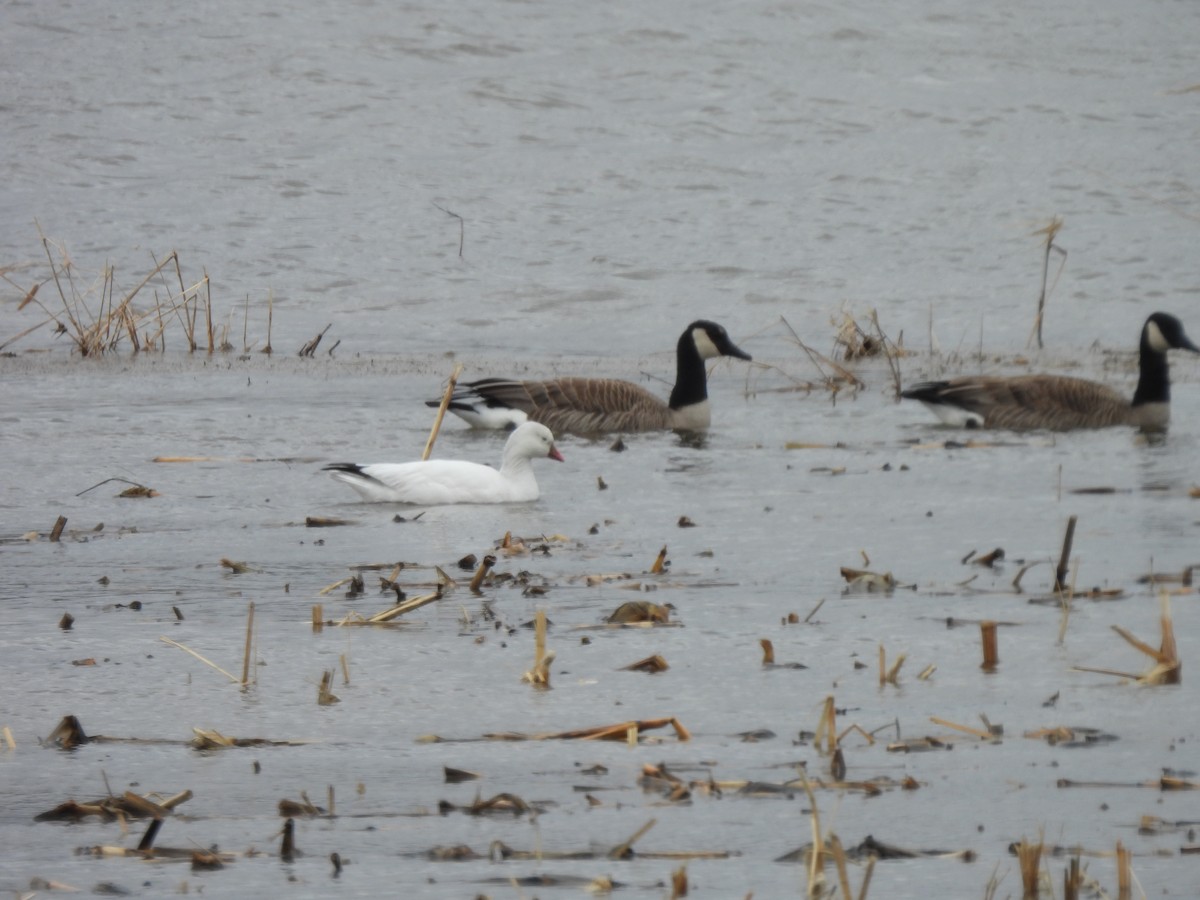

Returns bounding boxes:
[685,320,753,362]
[506,421,565,462]
[1143,312,1200,356]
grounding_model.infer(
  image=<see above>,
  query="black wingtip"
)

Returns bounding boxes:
[899,381,948,402]
[322,462,363,475]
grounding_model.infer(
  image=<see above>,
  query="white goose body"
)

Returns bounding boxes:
[428,320,751,435]
[323,422,563,504]
[901,312,1198,433]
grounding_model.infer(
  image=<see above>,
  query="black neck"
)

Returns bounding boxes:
[1131,336,1170,407]
[668,329,708,409]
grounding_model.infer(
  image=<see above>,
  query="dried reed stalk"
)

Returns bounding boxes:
[799,775,826,897]
[814,696,838,756]
[1029,217,1067,350]
[1115,840,1131,900]
[423,363,465,461]
[159,637,240,683]
[608,817,656,860]
[263,290,274,354]
[366,588,442,623]
[241,601,255,687]
[522,610,552,688]
[1015,833,1043,898]
[929,716,996,741]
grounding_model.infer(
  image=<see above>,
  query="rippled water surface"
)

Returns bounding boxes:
[3,0,1200,897]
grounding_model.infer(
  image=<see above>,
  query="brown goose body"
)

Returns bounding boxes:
[460,376,689,434]
[430,320,752,435]
[904,375,1149,431]
[901,312,1198,433]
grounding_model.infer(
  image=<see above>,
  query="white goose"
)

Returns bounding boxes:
[323,422,564,504]
[426,320,752,435]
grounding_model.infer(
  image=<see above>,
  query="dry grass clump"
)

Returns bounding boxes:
[2,227,273,355]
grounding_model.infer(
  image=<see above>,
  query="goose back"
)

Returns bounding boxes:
[902,375,1137,431]
[462,376,678,434]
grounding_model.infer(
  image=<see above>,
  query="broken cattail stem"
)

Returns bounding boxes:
[327,785,335,818]
[1054,515,1077,593]
[136,817,163,852]
[650,545,668,575]
[203,274,213,353]
[281,817,296,862]
[522,609,552,689]
[422,363,464,461]
[670,717,691,742]
[469,555,496,594]
[259,290,274,354]
[878,644,885,688]
[318,669,339,705]
[50,515,67,542]
[1116,840,1131,900]
[311,604,323,632]
[830,747,846,782]
[760,638,775,665]
[670,864,687,899]
[339,653,350,686]
[980,620,999,671]
[1064,854,1082,900]
[241,601,255,687]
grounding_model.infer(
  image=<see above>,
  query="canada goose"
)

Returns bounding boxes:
[323,422,563,504]
[901,312,1198,432]
[428,320,752,435]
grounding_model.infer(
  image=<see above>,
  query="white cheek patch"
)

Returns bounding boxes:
[692,328,721,359]
[1145,321,1170,353]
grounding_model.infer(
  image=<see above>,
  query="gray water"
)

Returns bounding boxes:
[3,0,1200,897]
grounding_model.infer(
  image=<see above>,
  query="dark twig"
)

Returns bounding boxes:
[1054,515,1078,593]
[433,203,465,257]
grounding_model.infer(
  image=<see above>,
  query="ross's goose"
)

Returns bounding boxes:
[323,422,564,504]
